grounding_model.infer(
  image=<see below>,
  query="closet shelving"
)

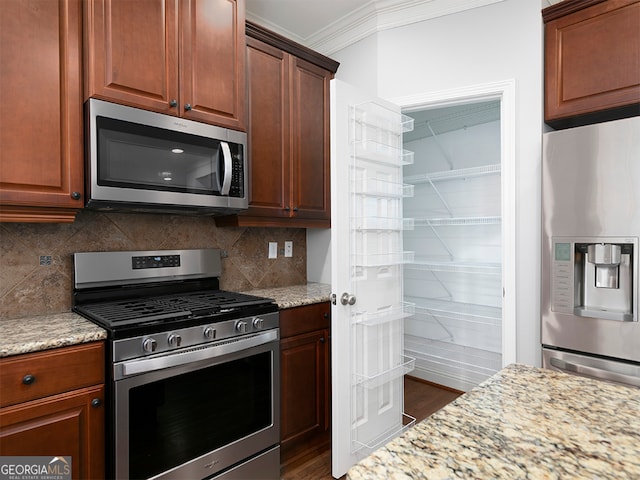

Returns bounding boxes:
[407,258,501,275]
[351,413,417,453]
[402,111,503,389]
[349,101,416,455]
[352,302,416,326]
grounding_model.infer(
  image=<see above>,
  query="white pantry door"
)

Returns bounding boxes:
[330,80,415,478]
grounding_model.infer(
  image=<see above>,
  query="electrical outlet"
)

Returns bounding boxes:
[268,242,278,259]
[284,241,293,257]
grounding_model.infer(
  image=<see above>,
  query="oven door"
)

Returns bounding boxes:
[113,330,280,480]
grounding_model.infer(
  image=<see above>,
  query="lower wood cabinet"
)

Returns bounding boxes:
[279,302,331,466]
[0,342,105,479]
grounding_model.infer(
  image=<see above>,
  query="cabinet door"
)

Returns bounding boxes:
[280,329,329,446]
[243,38,291,220]
[544,0,640,127]
[85,0,179,114]
[180,0,246,130]
[0,385,105,480]
[0,0,84,222]
[290,57,331,223]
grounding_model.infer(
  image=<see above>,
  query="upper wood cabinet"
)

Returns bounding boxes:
[215,23,338,228]
[0,0,84,223]
[543,0,640,128]
[84,0,246,131]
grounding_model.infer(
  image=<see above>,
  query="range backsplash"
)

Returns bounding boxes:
[0,211,307,320]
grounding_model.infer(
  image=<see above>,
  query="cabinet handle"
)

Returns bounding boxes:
[284,206,291,211]
[70,191,81,200]
[323,313,329,319]
[293,207,298,212]
[184,103,192,111]
[319,337,325,343]
[169,99,178,107]
[91,398,102,408]
[22,374,35,385]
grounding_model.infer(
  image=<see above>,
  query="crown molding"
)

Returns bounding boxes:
[308,0,505,55]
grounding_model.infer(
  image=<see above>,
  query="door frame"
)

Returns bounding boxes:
[389,79,517,368]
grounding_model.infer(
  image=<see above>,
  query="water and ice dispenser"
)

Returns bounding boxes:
[551,238,637,322]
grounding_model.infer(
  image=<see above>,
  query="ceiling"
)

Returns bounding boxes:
[246,0,565,54]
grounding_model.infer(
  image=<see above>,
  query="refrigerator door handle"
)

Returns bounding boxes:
[550,357,640,388]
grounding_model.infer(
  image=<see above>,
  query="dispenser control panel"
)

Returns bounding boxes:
[551,239,574,313]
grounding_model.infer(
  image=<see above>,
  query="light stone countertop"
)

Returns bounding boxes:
[0,283,331,358]
[0,312,107,358]
[347,363,640,480]
[242,282,331,309]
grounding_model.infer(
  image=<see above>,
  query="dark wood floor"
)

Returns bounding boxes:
[281,376,463,480]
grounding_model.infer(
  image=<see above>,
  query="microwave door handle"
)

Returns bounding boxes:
[219,141,232,195]
[550,357,640,387]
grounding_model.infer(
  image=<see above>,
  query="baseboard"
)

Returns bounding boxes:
[407,365,477,392]
[405,374,464,395]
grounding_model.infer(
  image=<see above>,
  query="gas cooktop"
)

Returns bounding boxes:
[72,249,278,339]
[75,289,277,329]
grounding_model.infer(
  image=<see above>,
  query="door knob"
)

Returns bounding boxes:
[340,292,356,306]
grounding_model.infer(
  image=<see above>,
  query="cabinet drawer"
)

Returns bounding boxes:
[0,342,104,407]
[280,302,330,338]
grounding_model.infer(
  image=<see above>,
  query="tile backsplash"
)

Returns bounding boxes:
[0,211,306,319]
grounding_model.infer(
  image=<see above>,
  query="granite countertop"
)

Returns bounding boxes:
[348,364,640,480]
[0,283,331,358]
[242,282,331,309]
[0,312,107,358]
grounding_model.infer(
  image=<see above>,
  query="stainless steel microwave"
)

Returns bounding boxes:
[85,98,247,215]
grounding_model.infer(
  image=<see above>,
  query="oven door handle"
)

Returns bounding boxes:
[119,330,278,378]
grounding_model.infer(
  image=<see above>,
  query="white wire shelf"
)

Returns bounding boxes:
[352,102,415,134]
[354,177,415,198]
[404,163,501,184]
[413,216,501,227]
[406,258,501,276]
[353,355,416,389]
[353,302,416,326]
[352,216,415,231]
[352,251,415,267]
[352,413,416,455]
[352,140,415,166]
[406,297,502,324]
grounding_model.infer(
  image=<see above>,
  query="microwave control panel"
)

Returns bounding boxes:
[228,144,244,198]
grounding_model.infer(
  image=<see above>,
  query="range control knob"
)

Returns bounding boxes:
[168,333,182,347]
[253,317,264,329]
[235,321,247,333]
[203,326,216,340]
[142,338,157,353]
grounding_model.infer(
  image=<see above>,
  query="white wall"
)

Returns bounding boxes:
[309,0,543,366]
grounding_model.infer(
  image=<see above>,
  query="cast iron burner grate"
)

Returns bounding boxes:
[76,290,273,326]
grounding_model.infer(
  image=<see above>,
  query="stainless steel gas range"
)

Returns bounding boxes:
[73,249,280,480]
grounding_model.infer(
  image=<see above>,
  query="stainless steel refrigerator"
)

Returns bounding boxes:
[541,116,640,388]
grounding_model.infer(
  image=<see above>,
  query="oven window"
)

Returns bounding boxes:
[128,351,273,479]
